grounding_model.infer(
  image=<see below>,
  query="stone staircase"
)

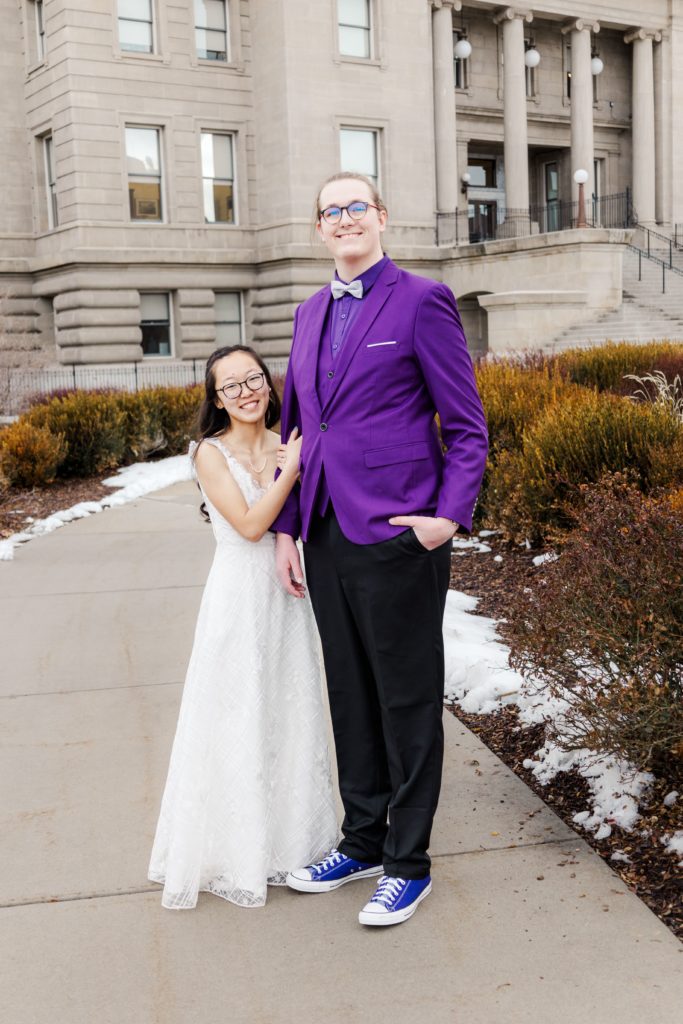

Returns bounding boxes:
[547,246,683,352]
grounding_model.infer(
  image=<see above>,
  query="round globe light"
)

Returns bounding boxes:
[454,38,472,60]
[461,172,471,184]
[573,168,589,185]
[524,47,541,69]
[591,56,604,76]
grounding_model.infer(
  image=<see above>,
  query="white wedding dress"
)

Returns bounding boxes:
[148,437,339,909]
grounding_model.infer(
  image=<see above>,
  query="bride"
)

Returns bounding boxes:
[148,345,338,909]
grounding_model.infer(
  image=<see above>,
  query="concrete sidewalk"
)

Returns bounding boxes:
[1,481,681,1024]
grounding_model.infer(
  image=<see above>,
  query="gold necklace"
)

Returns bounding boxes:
[247,452,267,475]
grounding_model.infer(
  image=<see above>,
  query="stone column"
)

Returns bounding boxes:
[562,19,599,217]
[431,0,461,242]
[653,35,672,227]
[493,7,533,217]
[625,28,661,226]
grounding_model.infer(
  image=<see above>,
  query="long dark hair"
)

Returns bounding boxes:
[193,345,282,520]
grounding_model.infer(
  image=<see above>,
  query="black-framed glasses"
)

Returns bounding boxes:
[217,372,266,401]
[319,200,381,225]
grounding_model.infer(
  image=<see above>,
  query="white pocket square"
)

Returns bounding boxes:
[367,341,398,348]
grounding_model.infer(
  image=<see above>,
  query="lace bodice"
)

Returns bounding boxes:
[189,437,272,546]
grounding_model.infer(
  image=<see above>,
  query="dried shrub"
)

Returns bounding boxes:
[554,341,683,392]
[147,384,203,455]
[507,478,683,777]
[485,390,683,544]
[114,391,166,462]
[0,420,67,488]
[26,391,127,477]
[475,359,579,454]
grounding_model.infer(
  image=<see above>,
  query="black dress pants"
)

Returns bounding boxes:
[303,509,452,879]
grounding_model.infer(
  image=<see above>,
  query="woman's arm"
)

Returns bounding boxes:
[194,431,302,543]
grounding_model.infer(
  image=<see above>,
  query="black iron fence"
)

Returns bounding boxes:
[0,357,291,417]
[436,189,634,246]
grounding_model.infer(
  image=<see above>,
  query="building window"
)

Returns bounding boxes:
[564,39,572,100]
[35,0,46,59]
[338,0,370,59]
[140,294,171,357]
[195,0,228,61]
[201,133,235,223]
[118,0,154,54]
[453,31,470,90]
[467,158,496,189]
[215,292,243,345]
[126,127,162,221]
[524,39,537,97]
[339,128,379,188]
[43,135,58,228]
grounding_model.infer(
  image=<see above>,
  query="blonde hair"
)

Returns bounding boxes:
[312,172,387,232]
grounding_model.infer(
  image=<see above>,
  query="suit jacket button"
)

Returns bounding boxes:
[320,422,328,431]
[327,371,334,379]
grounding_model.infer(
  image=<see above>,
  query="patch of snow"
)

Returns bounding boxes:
[0,454,192,561]
[610,850,631,864]
[452,537,492,555]
[442,589,655,838]
[661,831,683,867]
[478,529,500,537]
[532,551,559,566]
[663,791,679,808]
[493,555,503,563]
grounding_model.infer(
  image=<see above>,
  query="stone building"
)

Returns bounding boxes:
[0,0,681,386]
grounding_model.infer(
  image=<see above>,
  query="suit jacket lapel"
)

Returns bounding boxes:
[321,260,399,411]
[297,287,331,414]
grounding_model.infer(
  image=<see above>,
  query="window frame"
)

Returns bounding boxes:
[125,124,165,224]
[524,37,538,99]
[117,0,155,55]
[43,134,58,229]
[453,29,470,91]
[338,125,381,192]
[194,0,230,63]
[200,130,237,225]
[140,292,174,359]
[35,0,46,59]
[214,290,244,347]
[337,0,372,61]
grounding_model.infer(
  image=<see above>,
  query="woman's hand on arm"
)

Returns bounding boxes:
[194,431,302,543]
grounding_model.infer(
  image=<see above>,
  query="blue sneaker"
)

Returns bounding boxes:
[286,849,383,893]
[358,875,432,926]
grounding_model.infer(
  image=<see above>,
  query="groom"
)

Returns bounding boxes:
[274,172,488,927]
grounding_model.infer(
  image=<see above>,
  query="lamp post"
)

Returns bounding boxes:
[574,168,589,228]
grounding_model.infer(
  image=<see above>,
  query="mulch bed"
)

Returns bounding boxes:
[449,532,683,944]
[1,477,681,941]
[0,476,112,540]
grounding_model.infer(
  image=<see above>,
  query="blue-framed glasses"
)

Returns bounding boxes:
[319,201,381,225]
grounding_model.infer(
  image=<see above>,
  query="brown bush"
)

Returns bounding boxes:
[26,391,127,477]
[0,420,67,488]
[506,477,683,777]
[485,389,683,544]
[554,341,683,392]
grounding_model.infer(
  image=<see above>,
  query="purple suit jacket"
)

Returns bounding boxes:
[273,258,488,544]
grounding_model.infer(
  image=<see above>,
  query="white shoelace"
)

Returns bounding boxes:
[311,849,344,876]
[370,876,407,907]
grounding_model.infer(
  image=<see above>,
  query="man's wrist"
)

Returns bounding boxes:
[436,516,459,535]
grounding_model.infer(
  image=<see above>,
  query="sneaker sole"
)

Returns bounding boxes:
[358,881,432,926]
[286,864,384,893]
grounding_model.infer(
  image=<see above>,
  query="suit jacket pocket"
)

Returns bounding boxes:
[364,441,432,468]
